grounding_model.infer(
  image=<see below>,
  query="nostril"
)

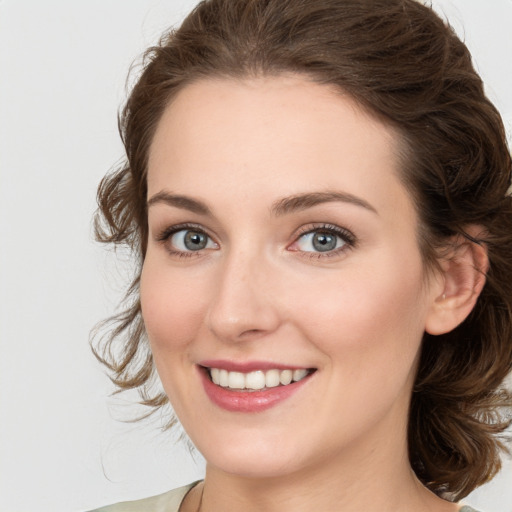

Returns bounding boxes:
[242,328,263,335]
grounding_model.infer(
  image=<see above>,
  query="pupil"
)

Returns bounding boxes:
[313,232,336,252]
[184,231,207,250]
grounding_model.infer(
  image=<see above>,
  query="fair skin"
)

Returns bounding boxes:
[141,76,484,512]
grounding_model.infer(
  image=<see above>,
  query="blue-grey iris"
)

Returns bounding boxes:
[313,232,337,252]
[184,231,208,250]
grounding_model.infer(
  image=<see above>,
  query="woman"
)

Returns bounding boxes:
[91,0,512,510]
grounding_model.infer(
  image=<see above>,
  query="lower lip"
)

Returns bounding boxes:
[199,368,312,413]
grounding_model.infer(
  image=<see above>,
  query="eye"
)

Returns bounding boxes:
[296,230,345,252]
[288,224,355,256]
[156,224,219,257]
[169,229,217,252]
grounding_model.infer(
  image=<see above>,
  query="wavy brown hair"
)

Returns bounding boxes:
[93,0,512,500]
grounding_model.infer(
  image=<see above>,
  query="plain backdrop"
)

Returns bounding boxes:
[0,1,511,511]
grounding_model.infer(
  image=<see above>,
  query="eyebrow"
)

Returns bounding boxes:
[147,191,212,216]
[147,190,378,217]
[271,191,378,216]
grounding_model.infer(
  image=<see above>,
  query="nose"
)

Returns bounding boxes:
[205,250,281,343]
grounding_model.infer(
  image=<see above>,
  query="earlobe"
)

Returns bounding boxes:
[425,229,489,336]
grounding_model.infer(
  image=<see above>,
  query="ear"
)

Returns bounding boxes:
[425,227,489,336]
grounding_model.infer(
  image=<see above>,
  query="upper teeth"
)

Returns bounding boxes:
[209,368,309,390]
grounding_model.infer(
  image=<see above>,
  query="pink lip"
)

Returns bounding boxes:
[198,364,314,413]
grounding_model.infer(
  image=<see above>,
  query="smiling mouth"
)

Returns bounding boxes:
[204,367,315,391]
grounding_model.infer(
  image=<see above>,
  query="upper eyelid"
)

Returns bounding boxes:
[294,223,356,242]
[156,222,214,240]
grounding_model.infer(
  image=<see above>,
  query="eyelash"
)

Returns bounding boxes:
[155,222,357,259]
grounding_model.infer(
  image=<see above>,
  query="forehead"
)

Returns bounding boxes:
[147,75,413,220]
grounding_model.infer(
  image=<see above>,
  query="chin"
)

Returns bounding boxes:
[198,432,305,479]
[206,450,306,479]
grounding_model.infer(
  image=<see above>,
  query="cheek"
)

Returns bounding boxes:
[285,253,430,430]
[290,252,429,365]
[140,259,209,355]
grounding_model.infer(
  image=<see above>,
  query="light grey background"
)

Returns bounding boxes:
[0,1,510,511]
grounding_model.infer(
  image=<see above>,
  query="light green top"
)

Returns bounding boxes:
[88,483,482,512]
[88,482,198,512]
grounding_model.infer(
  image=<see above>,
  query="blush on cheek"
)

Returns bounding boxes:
[140,269,208,354]
[142,298,192,353]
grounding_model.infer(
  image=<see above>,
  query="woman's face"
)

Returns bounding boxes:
[141,76,441,478]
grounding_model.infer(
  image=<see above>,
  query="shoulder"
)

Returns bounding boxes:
[459,506,482,512]
[87,481,200,512]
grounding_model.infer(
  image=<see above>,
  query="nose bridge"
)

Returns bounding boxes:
[206,244,280,341]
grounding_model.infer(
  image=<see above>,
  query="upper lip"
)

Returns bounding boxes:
[199,359,313,372]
